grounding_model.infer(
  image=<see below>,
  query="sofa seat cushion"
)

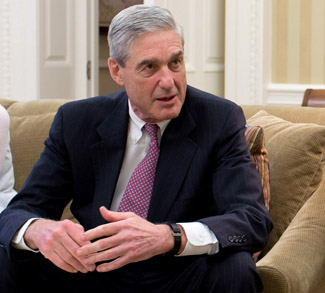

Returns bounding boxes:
[247,110,325,255]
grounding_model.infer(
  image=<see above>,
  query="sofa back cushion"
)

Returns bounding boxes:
[245,125,270,210]
[247,110,325,255]
[10,113,56,191]
[0,99,69,191]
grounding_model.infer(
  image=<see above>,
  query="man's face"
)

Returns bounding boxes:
[109,30,187,123]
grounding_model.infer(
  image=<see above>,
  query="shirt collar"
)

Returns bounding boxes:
[128,99,170,144]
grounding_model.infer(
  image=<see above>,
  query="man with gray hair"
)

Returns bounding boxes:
[0,5,271,292]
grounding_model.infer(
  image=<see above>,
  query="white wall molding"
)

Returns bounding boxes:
[225,0,271,105]
[10,0,39,100]
[0,0,10,99]
[248,0,259,104]
[267,83,325,106]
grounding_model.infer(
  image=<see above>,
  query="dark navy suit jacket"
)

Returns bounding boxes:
[0,86,272,257]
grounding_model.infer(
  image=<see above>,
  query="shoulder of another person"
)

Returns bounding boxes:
[0,105,10,127]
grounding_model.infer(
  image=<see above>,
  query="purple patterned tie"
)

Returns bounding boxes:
[118,123,160,219]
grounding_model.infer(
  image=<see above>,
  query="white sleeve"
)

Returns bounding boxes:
[177,222,219,256]
[11,218,40,253]
[0,105,10,167]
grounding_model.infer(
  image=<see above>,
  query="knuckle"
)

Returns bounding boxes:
[41,244,53,255]
[102,249,112,259]
[99,225,106,233]
[128,250,137,259]
[98,240,107,250]
[42,233,55,249]
[61,219,72,229]
[52,227,64,239]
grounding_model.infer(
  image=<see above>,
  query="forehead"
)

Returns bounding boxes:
[127,30,183,62]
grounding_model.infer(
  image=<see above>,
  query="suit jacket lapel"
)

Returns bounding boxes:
[89,96,129,226]
[147,103,198,222]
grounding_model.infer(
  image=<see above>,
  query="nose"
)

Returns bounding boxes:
[158,67,175,89]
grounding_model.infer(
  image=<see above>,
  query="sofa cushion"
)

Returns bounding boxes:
[247,110,325,255]
[9,112,56,191]
[245,125,270,261]
[6,99,69,117]
[245,125,270,210]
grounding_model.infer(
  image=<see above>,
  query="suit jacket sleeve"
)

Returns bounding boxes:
[151,88,272,255]
[199,105,272,253]
[0,106,74,254]
[0,93,129,257]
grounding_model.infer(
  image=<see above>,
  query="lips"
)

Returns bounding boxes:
[156,95,177,101]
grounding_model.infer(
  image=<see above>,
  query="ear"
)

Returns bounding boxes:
[108,58,125,86]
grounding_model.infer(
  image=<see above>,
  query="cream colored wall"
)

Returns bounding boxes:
[272,0,325,85]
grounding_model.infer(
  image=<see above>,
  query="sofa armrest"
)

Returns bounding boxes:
[257,181,325,293]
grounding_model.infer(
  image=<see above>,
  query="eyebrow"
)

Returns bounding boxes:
[136,50,184,70]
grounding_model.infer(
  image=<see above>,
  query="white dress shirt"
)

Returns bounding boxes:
[12,100,219,256]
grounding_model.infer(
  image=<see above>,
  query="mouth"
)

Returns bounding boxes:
[156,95,177,102]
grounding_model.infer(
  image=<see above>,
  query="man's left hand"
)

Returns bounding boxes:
[77,206,175,272]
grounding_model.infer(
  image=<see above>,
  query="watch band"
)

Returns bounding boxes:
[165,223,182,256]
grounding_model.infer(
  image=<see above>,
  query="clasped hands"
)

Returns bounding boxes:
[24,206,174,273]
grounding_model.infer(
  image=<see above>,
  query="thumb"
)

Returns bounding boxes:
[99,206,132,222]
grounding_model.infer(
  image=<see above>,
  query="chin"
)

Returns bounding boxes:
[159,111,181,122]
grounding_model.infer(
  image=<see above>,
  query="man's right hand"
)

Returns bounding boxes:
[24,219,96,273]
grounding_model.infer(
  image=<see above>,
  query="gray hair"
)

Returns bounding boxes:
[108,5,184,67]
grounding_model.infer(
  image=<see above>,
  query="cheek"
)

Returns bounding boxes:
[130,78,156,95]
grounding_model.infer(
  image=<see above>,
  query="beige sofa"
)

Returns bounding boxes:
[1,98,325,293]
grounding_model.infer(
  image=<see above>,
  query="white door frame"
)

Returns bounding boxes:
[75,0,98,99]
[0,0,98,101]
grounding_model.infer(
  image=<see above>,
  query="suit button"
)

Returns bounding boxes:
[242,235,247,242]
[234,236,239,243]
[228,236,234,243]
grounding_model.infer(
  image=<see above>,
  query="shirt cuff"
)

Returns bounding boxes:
[11,218,40,252]
[177,222,219,256]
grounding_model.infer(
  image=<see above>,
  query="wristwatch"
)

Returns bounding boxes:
[165,223,182,256]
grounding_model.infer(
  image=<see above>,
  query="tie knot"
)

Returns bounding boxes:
[144,123,159,141]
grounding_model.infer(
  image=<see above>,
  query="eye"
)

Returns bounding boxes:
[169,58,182,71]
[142,63,158,75]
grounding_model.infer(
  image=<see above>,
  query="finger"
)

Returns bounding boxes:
[77,233,120,257]
[96,255,130,273]
[54,242,92,273]
[44,250,79,273]
[51,220,96,272]
[68,222,92,247]
[81,208,136,242]
[83,244,122,266]
[40,238,89,273]
[62,233,96,271]
[82,222,116,243]
[99,206,136,222]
